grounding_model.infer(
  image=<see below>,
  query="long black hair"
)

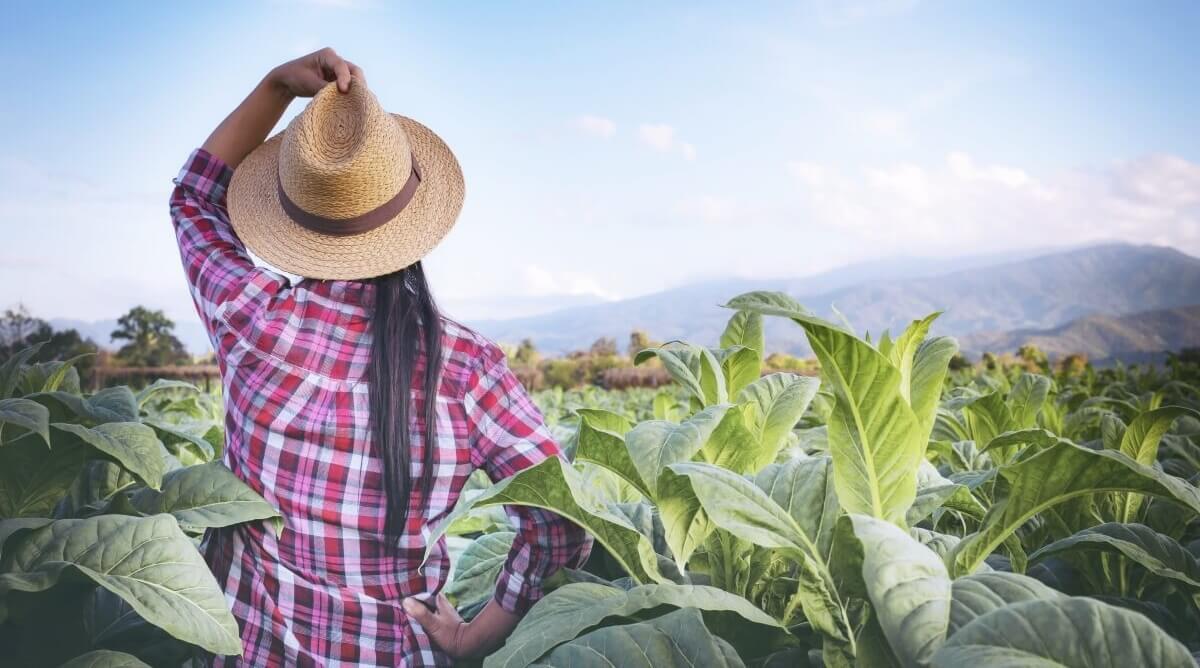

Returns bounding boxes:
[368,261,443,538]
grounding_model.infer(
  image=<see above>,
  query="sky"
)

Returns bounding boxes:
[1,0,1199,329]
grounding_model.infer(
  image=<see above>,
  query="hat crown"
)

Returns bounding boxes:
[278,81,413,220]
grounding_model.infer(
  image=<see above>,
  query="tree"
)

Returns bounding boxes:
[111,306,189,367]
[627,330,657,357]
[0,304,98,369]
[513,338,541,367]
[589,337,618,357]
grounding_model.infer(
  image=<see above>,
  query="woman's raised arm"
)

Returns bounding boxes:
[202,47,363,169]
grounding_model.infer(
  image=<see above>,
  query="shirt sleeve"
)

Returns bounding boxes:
[169,148,287,347]
[464,344,594,614]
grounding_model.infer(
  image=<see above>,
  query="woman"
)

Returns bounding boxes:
[171,48,592,666]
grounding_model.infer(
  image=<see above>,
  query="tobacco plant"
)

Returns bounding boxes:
[0,344,280,667]
[436,292,1200,667]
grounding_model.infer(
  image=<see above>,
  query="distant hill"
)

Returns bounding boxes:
[469,243,1200,355]
[960,304,1200,364]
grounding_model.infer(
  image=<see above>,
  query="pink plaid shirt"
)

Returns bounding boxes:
[171,148,591,667]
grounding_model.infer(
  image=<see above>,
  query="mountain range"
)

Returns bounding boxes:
[51,243,1200,363]
[468,242,1200,359]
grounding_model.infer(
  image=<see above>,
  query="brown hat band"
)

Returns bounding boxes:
[276,158,423,237]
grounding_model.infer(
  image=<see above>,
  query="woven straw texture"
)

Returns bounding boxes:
[228,80,464,280]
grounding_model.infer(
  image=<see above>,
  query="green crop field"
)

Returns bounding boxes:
[2,291,1199,666]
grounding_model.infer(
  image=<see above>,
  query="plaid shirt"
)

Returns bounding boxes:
[171,148,591,667]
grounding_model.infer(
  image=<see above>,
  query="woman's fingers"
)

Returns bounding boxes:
[403,594,467,657]
[315,48,353,93]
[346,60,366,88]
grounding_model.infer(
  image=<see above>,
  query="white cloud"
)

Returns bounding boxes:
[639,123,696,159]
[639,123,676,151]
[519,265,620,300]
[572,114,617,139]
[783,152,1200,255]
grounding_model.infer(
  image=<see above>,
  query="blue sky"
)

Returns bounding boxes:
[2,0,1198,327]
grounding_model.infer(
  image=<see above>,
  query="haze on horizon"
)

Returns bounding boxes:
[1,1,1198,328]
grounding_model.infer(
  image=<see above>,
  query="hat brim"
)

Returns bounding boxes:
[227,115,464,281]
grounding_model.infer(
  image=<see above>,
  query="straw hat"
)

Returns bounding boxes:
[227,79,464,280]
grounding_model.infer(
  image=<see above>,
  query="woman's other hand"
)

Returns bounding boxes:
[268,47,366,99]
[403,593,522,660]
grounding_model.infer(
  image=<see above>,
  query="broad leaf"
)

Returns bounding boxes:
[0,435,86,518]
[666,461,848,640]
[949,441,1200,576]
[1008,374,1051,429]
[849,515,951,667]
[931,597,1192,667]
[1115,406,1199,522]
[424,457,664,585]
[635,344,726,406]
[736,373,820,471]
[446,531,515,607]
[527,608,745,668]
[909,336,958,440]
[52,422,165,490]
[135,379,202,408]
[0,514,241,654]
[0,342,44,400]
[727,291,924,526]
[719,346,761,399]
[0,397,51,446]
[488,583,778,668]
[624,406,727,498]
[907,461,985,526]
[754,456,839,559]
[28,387,139,425]
[947,571,1063,634]
[1029,522,1200,588]
[128,462,281,534]
[572,409,648,498]
[720,310,764,361]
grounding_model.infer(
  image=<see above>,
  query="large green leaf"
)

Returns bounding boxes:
[887,314,936,407]
[0,398,51,446]
[720,310,764,361]
[51,422,164,490]
[931,597,1193,667]
[0,343,43,400]
[625,406,728,498]
[947,572,1063,634]
[656,467,713,570]
[28,387,139,425]
[0,435,86,518]
[0,517,53,562]
[1029,522,1200,588]
[1008,374,1051,429]
[962,392,1011,453]
[128,462,281,534]
[907,461,986,526]
[424,457,664,585]
[527,607,745,668]
[949,441,1200,576]
[0,514,241,655]
[909,336,958,440]
[717,346,762,400]
[59,650,152,668]
[635,344,726,406]
[574,409,647,498]
[486,582,778,668]
[696,403,760,474]
[736,373,820,470]
[142,419,216,466]
[849,514,951,667]
[445,531,515,607]
[135,379,202,408]
[1115,406,1199,522]
[754,456,839,559]
[665,461,848,640]
[727,291,924,526]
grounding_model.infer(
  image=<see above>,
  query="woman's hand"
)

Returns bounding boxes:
[403,593,522,659]
[267,47,366,99]
[201,47,365,168]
